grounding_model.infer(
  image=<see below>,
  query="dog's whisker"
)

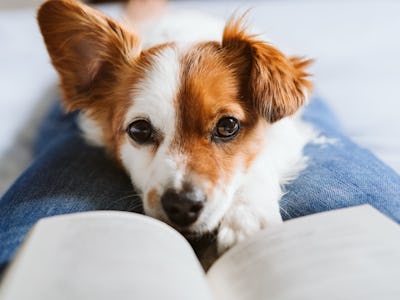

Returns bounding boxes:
[112,193,143,203]
[126,202,144,211]
[106,194,143,210]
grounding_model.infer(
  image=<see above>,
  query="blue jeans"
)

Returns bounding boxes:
[1,98,399,272]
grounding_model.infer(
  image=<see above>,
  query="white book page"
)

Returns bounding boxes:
[0,211,213,300]
[207,205,400,300]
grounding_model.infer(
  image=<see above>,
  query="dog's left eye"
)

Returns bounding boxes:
[127,119,155,144]
[213,117,240,141]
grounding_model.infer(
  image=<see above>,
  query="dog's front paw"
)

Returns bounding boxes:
[217,204,282,254]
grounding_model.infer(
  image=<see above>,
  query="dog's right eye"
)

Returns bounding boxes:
[213,117,240,142]
[127,120,154,144]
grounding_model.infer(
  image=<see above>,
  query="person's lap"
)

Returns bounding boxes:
[280,99,400,221]
[1,97,399,272]
[0,105,142,271]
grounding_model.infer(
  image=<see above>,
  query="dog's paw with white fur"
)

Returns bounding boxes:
[217,202,283,254]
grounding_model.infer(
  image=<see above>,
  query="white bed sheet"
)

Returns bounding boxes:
[0,1,399,195]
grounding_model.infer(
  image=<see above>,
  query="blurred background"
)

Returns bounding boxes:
[1,0,117,8]
[0,0,399,195]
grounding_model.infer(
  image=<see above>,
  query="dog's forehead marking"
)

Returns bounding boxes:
[120,45,183,192]
[171,42,246,185]
[125,45,181,135]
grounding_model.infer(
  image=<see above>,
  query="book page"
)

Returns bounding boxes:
[0,211,213,300]
[207,205,400,300]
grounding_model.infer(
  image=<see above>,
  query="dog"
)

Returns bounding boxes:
[37,0,315,254]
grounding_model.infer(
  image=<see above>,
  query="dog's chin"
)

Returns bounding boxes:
[178,215,222,239]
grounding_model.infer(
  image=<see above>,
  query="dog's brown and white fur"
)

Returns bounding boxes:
[38,0,315,253]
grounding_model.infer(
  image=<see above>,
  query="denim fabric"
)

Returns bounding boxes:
[280,100,400,221]
[0,105,142,272]
[0,98,399,273]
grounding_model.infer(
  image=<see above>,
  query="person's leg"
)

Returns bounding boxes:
[280,98,400,222]
[0,102,140,271]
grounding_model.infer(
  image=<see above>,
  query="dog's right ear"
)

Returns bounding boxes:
[222,16,312,123]
[38,0,141,111]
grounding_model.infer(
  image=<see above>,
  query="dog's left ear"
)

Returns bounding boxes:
[222,16,313,123]
[37,0,141,111]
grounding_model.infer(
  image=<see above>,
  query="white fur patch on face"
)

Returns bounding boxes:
[124,46,180,133]
[120,46,183,217]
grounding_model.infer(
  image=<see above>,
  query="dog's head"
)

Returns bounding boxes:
[38,0,312,235]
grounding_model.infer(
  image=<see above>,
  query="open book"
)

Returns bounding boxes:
[1,205,399,300]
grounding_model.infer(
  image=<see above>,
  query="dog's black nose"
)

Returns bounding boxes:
[161,186,206,227]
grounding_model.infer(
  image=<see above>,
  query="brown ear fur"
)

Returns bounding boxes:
[222,16,313,123]
[37,0,141,111]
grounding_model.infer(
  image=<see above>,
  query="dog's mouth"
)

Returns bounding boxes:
[180,229,215,240]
